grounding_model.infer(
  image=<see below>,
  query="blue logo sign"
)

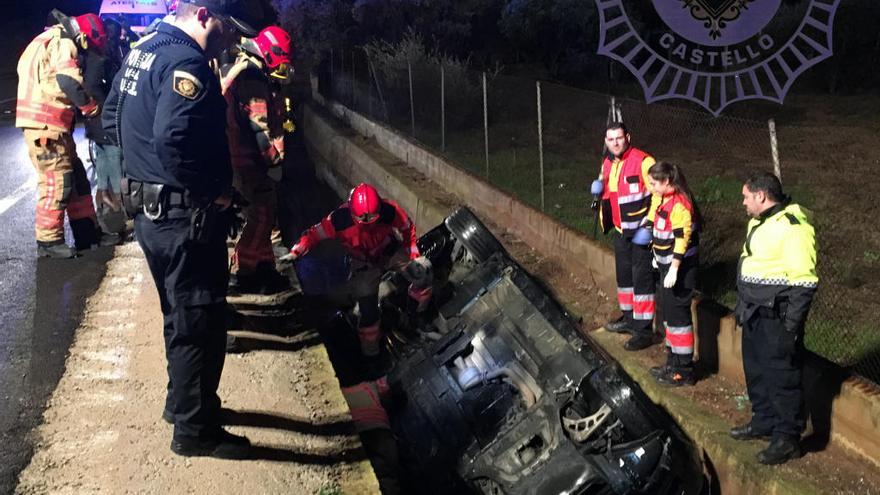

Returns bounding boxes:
[595,0,840,115]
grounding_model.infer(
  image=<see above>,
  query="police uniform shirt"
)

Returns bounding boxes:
[103,22,231,203]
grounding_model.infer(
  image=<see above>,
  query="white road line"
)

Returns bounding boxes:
[0,180,35,216]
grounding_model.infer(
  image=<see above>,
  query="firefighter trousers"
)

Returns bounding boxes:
[614,234,655,337]
[23,129,97,246]
[742,305,806,441]
[232,167,277,273]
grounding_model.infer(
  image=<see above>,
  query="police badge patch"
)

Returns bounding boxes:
[173,70,203,100]
[595,0,840,115]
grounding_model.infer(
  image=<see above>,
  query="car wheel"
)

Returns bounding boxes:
[443,207,506,263]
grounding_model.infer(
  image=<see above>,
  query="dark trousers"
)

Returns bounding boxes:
[135,210,230,438]
[614,235,655,337]
[658,259,696,370]
[742,307,805,441]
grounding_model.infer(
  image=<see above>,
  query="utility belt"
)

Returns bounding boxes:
[123,178,235,244]
[122,179,193,219]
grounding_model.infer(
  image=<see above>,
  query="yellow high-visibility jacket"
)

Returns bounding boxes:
[736,202,818,332]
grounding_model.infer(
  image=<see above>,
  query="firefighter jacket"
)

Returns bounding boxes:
[102,23,231,204]
[220,53,285,171]
[645,192,698,265]
[16,25,97,133]
[599,147,655,236]
[296,200,420,264]
[736,202,818,332]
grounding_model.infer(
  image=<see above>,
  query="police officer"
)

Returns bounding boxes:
[730,172,818,465]
[103,0,255,459]
[593,122,657,350]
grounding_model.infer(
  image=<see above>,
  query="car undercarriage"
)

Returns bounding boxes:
[367,207,705,495]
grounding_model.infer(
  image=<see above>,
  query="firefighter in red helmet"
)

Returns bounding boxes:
[16,10,118,258]
[221,26,293,293]
[286,183,433,357]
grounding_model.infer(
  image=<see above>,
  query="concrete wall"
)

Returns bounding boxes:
[302,89,880,469]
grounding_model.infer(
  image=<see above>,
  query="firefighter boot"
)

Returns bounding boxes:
[37,240,75,259]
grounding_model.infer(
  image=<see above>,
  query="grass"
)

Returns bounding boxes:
[341,83,880,380]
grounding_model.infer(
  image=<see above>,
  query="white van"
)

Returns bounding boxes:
[99,0,169,33]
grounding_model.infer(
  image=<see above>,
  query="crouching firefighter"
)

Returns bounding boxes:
[221,26,293,294]
[284,183,433,358]
[16,10,118,257]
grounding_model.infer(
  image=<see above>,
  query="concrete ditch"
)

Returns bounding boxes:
[302,89,880,493]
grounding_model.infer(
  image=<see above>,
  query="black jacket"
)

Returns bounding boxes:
[102,23,231,203]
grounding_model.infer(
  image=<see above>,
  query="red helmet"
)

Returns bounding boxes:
[73,13,107,53]
[349,183,382,224]
[254,26,292,68]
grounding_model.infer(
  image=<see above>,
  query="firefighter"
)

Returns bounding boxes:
[592,122,657,350]
[730,172,818,465]
[643,162,700,387]
[341,377,400,494]
[284,183,432,357]
[221,26,292,294]
[16,11,119,258]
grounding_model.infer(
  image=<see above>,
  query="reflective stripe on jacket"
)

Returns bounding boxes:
[647,192,698,265]
[16,27,83,132]
[736,202,818,332]
[221,53,285,170]
[297,199,420,263]
[599,147,655,236]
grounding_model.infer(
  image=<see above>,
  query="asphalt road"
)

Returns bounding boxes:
[0,122,113,493]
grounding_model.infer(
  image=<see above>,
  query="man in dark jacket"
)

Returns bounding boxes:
[82,20,126,237]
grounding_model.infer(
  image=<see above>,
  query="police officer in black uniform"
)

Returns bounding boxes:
[103,0,256,459]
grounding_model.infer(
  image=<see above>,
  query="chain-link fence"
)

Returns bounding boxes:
[323,48,880,384]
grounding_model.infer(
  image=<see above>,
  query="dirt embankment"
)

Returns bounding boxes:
[14,242,378,494]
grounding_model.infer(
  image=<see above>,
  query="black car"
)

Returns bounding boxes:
[372,207,705,495]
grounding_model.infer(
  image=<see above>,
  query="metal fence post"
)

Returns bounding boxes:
[537,81,545,211]
[483,71,489,178]
[768,118,781,181]
[441,64,446,152]
[351,50,357,110]
[366,49,372,117]
[408,59,415,138]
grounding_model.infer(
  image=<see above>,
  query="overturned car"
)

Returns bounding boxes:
[366,207,705,495]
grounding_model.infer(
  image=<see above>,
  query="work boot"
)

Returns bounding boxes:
[98,231,123,247]
[729,422,772,441]
[757,437,801,465]
[623,333,655,351]
[170,428,251,459]
[37,241,75,259]
[226,334,245,354]
[604,315,632,334]
[233,265,291,294]
[649,365,670,379]
[655,367,695,387]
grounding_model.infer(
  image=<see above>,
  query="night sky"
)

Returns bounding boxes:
[2,0,104,77]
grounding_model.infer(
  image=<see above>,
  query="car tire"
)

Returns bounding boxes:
[444,207,506,263]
